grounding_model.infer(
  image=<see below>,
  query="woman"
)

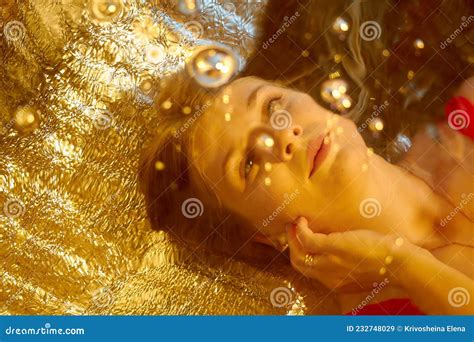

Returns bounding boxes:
[139,70,473,315]
[139,0,474,314]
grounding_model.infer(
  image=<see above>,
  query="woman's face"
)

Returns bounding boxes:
[191,77,369,245]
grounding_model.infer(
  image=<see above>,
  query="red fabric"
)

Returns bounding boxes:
[444,96,474,141]
[346,298,425,316]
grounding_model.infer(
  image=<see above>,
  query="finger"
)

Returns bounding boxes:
[286,223,314,271]
[298,254,335,272]
[292,253,335,280]
[286,224,329,274]
[286,223,305,262]
[294,217,336,254]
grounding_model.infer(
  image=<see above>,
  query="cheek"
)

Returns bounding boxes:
[340,117,366,148]
[298,97,332,122]
[259,168,301,202]
[241,181,296,227]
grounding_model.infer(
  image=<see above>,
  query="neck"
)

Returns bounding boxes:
[345,154,447,249]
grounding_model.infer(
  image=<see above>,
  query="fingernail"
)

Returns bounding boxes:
[296,217,306,228]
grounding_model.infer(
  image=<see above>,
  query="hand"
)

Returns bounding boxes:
[285,217,417,292]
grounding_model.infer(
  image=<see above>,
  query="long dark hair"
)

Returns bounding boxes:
[244,0,473,160]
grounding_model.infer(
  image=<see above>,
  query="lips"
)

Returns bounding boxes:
[307,132,331,178]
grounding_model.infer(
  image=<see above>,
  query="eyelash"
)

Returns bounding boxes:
[266,96,283,115]
[242,152,256,179]
[241,96,283,180]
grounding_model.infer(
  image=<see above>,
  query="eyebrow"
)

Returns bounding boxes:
[221,83,270,185]
[222,147,241,190]
[224,84,265,179]
[222,148,233,179]
[247,84,266,110]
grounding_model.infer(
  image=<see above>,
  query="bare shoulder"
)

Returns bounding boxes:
[397,76,474,221]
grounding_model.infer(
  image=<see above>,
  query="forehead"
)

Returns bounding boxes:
[197,76,268,143]
[190,76,267,186]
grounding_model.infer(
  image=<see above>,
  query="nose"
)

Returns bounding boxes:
[254,125,303,162]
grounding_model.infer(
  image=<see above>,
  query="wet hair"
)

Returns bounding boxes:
[140,71,219,245]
